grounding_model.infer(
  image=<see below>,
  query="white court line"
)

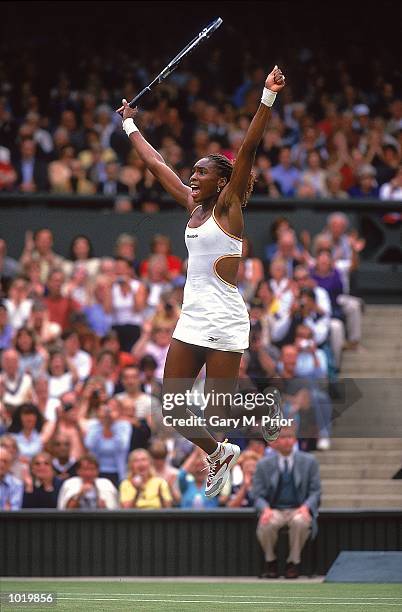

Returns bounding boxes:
[57,597,402,606]
[57,592,402,600]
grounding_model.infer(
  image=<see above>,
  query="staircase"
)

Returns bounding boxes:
[315,305,402,509]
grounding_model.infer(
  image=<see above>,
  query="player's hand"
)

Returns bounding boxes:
[265,66,286,92]
[116,98,139,119]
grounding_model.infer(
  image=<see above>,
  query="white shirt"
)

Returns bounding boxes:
[48,373,73,399]
[44,397,62,422]
[277,449,296,473]
[379,182,402,201]
[57,476,118,509]
[112,280,143,326]
[114,391,152,420]
[142,342,169,381]
[70,350,92,381]
[5,299,33,330]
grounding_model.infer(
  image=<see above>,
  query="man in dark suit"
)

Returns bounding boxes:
[252,425,321,579]
[97,161,128,196]
[14,139,49,192]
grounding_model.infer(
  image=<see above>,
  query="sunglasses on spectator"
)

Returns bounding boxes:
[33,461,51,465]
[54,442,70,447]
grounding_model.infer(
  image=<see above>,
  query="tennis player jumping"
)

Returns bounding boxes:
[118,65,286,497]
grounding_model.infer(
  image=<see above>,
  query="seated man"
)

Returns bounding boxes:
[57,453,118,509]
[252,425,321,579]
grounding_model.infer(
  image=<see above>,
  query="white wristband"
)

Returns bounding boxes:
[261,87,277,107]
[122,118,139,137]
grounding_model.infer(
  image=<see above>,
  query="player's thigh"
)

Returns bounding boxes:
[162,339,205,413]
[204,349,242,414]
[164,338,206,379]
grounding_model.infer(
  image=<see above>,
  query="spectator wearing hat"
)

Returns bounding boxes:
[348,164,379,198]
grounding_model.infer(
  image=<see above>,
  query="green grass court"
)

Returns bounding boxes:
[1,580,402,612]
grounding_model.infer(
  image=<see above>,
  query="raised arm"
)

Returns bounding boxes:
[222,66,286,207]
[119,101,192,209]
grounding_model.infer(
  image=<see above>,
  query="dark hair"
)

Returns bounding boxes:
[77,453,99,470]
[69,235,94,261]
[100,331,120,347]
[300,287,316,301]
[61,329,78,342]
[206,154,255,207]
[8,403,44,433]
[139,354,157,370]
[15,327,36,355]
[270,216,292,242]
[47,350,68,375]
[96,349,117,365]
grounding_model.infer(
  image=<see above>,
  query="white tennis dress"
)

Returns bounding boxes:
[172,204,250,352]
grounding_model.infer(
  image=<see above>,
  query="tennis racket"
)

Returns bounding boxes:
[116,17,223,113]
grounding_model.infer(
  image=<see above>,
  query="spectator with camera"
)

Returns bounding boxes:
[53,391,86,460]
[58,453,118,509]
[84,399,131,486]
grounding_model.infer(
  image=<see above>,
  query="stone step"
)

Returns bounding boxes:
[314,450,402,464]
[364,306,402,315]
[340,369,402,376]
[322,479,402,495]
[319,465,396,479]
[321,495,402,509]
[330,438,402,451]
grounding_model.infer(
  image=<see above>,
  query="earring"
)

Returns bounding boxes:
[217,186,221,193]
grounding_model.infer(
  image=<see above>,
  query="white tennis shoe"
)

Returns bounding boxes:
[204,440,241,498]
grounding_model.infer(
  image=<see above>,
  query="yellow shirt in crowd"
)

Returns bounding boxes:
[119,477,172,509]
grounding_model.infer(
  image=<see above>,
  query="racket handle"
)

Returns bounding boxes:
[128,86,152,108]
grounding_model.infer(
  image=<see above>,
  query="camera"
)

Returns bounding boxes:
[62,402,74,413]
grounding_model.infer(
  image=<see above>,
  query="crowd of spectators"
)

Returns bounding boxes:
[0,208,364,511]
[1,17,392,513]
[1,38,401,205]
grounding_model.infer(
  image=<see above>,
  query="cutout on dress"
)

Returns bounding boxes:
[213,255,242,288]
